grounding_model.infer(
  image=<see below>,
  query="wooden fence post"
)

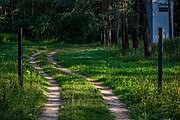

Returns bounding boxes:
[18,27,23,88]
[158,27,163,91]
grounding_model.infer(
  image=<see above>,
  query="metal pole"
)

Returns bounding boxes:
[158,27,163,91]
[18,27,23,87]
[168,0,172,39]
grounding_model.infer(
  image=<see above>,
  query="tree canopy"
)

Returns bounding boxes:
[0,0,179,55]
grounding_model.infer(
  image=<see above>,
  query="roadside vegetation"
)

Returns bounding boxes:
[54,40,180,119]
[0,40,48,119]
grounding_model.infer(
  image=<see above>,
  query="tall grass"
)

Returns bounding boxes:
[0,41,48,119]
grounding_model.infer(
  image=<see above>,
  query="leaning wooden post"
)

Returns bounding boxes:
[18,27,23,88]
[158,27,163,91]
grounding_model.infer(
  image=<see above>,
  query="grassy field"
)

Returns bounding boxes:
[0,36,179,120]
[0,41,48,119]
[54,45,180,119]
[35,51,114,120]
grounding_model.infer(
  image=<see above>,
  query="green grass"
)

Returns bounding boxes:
[0,33,18,42]
[0,36,179,119]
[35,51,114,120]
[164,37,180,60]
[54,45,180,119]
[0,41,48,119]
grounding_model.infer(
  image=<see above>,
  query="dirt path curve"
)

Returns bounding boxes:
[29,52,61,120]
[48,50,131,120]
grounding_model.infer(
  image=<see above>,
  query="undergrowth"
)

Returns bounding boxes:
[0,41,48,119]
[164,37,180,60]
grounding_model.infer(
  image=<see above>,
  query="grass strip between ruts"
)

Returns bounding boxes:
[35,51,114,120]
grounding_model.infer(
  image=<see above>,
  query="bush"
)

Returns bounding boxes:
[164,37,180,60]
[0,42,47,119]
[0,33,18,42]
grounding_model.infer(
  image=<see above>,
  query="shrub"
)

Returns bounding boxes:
[0,33,18,42]
[164,37,180,60]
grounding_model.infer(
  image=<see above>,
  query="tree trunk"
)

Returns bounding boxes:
[104,1,111,46]
[111,0,118,44]
[103,25,107,46]
[100,0,109,47]
[133,0,139,49]
[10,0,14,19]
[10,0,15,32]
[133,30,138,49]
[125,18,129,49]
[168,0,172,39]
[121,0,129,50]
[100,26,105,46]
[121,13,126,50]
[107,15,111,46]
[140,0,152,57]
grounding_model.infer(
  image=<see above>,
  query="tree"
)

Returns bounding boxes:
[111,0,119,44]
[132,0,139,49]
[121,0,129,50]
[140,0,152,57]
[99,0,109,46]
[168,0,172,39]
[0,0,11,32]
[0,0,19,32]
[174,0,180,36]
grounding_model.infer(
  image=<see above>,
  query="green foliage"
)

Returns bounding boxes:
[54,44,180,120]
[0,33,18,42]
[0,42,48,119]
[12,0,99,43]
[164,37,180,60]
[15,0,54,40]
[174,0,180,36]
[0,0,180,44]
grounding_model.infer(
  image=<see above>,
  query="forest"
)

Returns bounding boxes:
[0,0,180,120]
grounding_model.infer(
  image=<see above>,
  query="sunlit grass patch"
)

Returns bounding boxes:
[35,51,114,120]
[54,45,180,120]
